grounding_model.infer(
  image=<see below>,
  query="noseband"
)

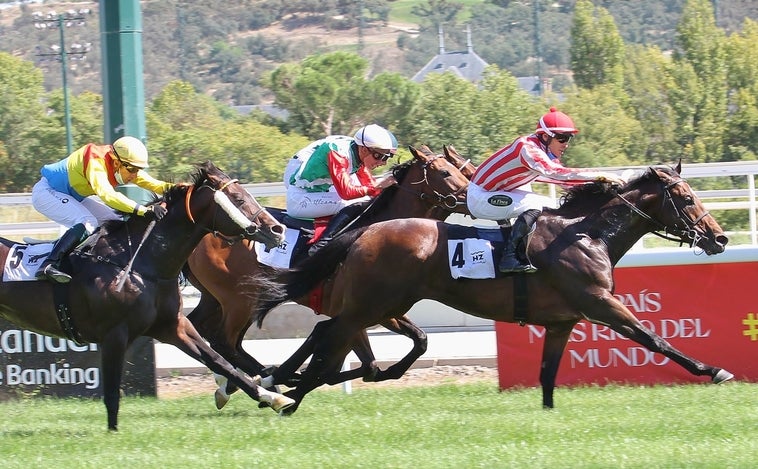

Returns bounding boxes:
[185,178,265,242]
[614,178,712,247]
[404,155,468,212]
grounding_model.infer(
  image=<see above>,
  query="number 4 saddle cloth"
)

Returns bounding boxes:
[446,224,510,280]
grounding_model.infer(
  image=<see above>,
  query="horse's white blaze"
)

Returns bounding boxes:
[214,190,255,229]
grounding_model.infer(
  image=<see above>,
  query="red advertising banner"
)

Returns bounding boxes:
[496,261,758,389]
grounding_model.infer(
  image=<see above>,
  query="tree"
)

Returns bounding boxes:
[622,45,679,164]
[405,73,484,158]
[558,86,641,168]
[0,52,51,192]
[570,0,626,91]
[476,66,542,156]
[672,0,728,163]
[267,51,420,139]
[723,18,758,162]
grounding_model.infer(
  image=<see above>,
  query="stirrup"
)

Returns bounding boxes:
[37,264,72,283]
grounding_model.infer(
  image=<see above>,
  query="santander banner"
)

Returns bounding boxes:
[496,247,758,389]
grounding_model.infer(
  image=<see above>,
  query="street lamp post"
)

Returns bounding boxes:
[33,9,92,155]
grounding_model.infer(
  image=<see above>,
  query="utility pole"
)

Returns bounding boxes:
[533,0,543,97]
[33,9,92,155]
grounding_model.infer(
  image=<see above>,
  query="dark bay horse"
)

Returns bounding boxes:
[254,163,732,415]
[183,146,472,408]
[0,162,293,430]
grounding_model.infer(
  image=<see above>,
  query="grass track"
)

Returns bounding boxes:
[0,381,756,468]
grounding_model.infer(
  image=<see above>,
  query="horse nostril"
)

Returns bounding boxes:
[716,234,729,246]
[272,224,286,234]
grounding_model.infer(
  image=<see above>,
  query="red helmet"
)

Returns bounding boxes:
[536,107,579,136]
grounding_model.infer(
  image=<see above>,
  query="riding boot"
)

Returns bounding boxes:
[498,209,540,274]
[308,202,367,256]
[36,223,87,283]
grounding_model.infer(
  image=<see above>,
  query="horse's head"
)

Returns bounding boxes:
[442,144,477,180]
[399,145,469,215]
[627,162,728,255]
[177,161,285,249]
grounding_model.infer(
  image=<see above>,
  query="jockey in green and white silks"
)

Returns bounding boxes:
[284,125,397,219]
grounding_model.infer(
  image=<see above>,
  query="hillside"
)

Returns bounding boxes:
[1,1,758,105]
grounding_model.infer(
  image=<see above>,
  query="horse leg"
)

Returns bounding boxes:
[370,316,427,382]
[319,330,379,385]
[586,297,733,383]
[99,325,129,431]
[161,315,295,413]
[280,320,355,416]
[262,318,336,388]
[539,322,575,409]
[610,320,734,383]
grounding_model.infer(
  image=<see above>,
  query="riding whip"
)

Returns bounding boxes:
[114,220,156,292]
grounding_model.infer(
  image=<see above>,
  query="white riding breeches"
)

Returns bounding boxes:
[285,187,369,219]
[31,177,124,234]
[467,182,553,221]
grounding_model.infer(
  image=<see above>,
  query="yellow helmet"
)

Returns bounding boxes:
[112,136,149,169]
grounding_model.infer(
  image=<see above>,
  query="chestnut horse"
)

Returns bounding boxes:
[254,163,732,415]
[0,162,293,430]
[183,146,472,408]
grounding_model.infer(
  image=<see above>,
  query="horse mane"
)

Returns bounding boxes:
[357,160,415,221]
[545,167,659,218]
[98,162,214,236]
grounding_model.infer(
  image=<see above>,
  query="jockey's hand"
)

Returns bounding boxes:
[595,173,626,187]
[376,176,397,190]
[144,204,167,221]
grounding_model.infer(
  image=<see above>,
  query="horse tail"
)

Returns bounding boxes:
[254,226,371,328]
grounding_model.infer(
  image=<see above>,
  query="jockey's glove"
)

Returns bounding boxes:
[144,204,168,221]
[595,173,626,187]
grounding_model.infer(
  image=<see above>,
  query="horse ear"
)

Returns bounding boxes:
[442,145,450,157]
[408,145,419,157]
[675,158,682,175]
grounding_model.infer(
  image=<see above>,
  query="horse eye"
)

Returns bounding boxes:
[441,170,451,178]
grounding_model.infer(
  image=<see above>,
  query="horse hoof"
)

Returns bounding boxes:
[214,387,230,410]
[270,395,296,414]
[714,369,734,384]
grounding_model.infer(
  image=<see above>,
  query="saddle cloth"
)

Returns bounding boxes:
[3,242,54,281]
[254,208,323,268]
[446,225,507,279]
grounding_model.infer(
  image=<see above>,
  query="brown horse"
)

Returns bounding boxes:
[183,146,472,407]
[254,163,732,415]
[0,162,293,430]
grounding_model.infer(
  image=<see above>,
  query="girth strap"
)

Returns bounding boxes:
[52,282,85,345]
[513,273,528,326]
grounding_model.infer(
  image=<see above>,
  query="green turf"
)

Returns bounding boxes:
[0,381,755,468]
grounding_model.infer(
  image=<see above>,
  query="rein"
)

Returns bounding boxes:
[614,178,711,247]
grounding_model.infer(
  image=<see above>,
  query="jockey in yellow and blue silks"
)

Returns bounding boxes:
[31,136,173,283]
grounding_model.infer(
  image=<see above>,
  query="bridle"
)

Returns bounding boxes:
[399,154,468,213]
[185,178,265,243]
[614,176,712,247]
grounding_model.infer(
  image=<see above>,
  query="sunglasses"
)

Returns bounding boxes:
[554,133,573,144]
[119,160,140,174]
[370,149,394,162]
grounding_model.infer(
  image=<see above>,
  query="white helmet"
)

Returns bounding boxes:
[112,136,149,169]
[353,124,398,155]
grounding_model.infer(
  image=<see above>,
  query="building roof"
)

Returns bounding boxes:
[411,25,489,83]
